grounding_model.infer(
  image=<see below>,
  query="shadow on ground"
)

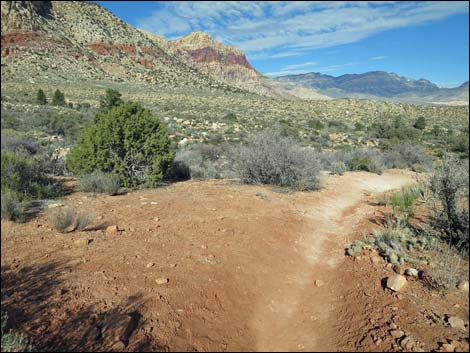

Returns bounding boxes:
[1,261,165,351]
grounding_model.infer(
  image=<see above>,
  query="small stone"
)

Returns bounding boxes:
[315,279,325,287]
[146,262,154,268]
[400,336,415,350]
[155,278,169,285]
[447,316,466,331]
[111,341,126,350]
[390,323,398,330]
[106,225,119,235]
[457,280,469,292]
[47,202,63,209]
[374,338,383,346]
[390,330,405,338]
[442,343,455,352]
[74,238,93,246]
[405,268,419,277]
[154,217,160,222]
[386,275,407,292]
[371,255,382,264]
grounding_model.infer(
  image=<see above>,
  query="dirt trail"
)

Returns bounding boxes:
[251,171,416,351]
[3,170,468,352]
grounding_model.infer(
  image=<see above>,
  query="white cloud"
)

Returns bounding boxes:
[282,61,319,70]
[265,61,361,77]
[370,56,386,60]
[136,1,469,57]
[264,69,311,78]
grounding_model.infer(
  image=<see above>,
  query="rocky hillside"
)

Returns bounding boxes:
[0,1,239,91]
[1,1,327,100]
[276,71,469,104]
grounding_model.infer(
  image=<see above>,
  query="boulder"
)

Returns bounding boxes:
[386,275,407,292]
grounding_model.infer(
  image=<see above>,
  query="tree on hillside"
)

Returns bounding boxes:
[413,116,426,130]
[67,101,174,187]
[36,89,47,105]
[99,89,122,112]
[52,89,65,106]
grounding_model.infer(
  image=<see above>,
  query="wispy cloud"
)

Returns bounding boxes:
[136,1,469,59]
[264,69,311,78]
[282,61,319,70]
[265,61,363,77]
[370,56,386,60]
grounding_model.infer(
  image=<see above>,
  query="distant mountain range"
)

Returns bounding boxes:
[275,71,469,105]
[0,1,467,105]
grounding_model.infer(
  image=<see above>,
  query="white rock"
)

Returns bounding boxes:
[155,278,169,285]
[405,268,419,277]
[386,275,407,292]
[448,316,466,331]
[457,280,469,292]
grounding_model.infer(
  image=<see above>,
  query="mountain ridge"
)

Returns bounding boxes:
[275,71,468,104]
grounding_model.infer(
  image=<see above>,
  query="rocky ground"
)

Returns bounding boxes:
[1,170,468,351]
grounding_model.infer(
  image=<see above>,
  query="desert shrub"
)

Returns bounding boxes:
[374,191,391,206]
[1,191,23,221]
[36,89,47,105]
[424,242,465,289]
[413,116,426,130]
[99,88,122,112]
[350,224,436,265]
[36,143,68,176]
[75,210,96,231]
[1,106,90,140]
[1,151,54,200]
[165,160,191,181]
[174,144,228,179]
[2,131,67,176]
[344,148,384,174]
[448,130,469,158]
[47,206,75,233]
[223,112,237,122]
[1,133,38,155]
[429,155,469,254]
[390,187,419,222]
[372,116,420,142]
[354,122,365,131]
[51,89,65,106]
[308,118,324,130]
[317,151,347,175]
[382,143,432,171]
[67,101,174,187]
[1,312,30,352]
[230,129,321,190]
[79,172,120,195]
[327,120,348,131]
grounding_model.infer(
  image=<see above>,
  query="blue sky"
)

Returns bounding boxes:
[99,1,469,87]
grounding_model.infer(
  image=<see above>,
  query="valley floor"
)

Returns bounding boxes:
[1,170,469,352]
